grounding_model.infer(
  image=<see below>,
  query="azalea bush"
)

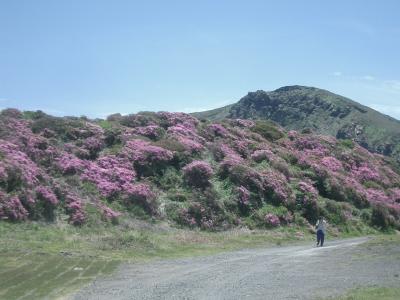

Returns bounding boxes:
[123,139,173,177]
[295,181,320,223]
[135,125,165,140]
[0,193,28,221]
[81,155,136,198]
[183,160,213,188]
[65,194,86,225]
[127,183,157,215]
[264,213,280,227]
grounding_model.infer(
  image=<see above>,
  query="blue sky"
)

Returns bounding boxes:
[1,0,399,119]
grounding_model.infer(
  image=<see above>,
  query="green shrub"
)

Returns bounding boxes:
[168,191,188,202]
[324,199,348,225]
[228,165,263,194]
[98,120,113,130]
[280,151,298,164]
[164,201,185,221]
[251,121,284,141]
[158,168,183,190]
[319,177,347,203]
[363,181,382,189]
[301,128,313,134]
[371,204,393,230]
[270,159,291,178]
[251,204,292,227]
[104,127,122,147]
[345,187,370,209]
[153,139,190,166]
[23,110,47,120]
[340,139,355,149]
[293,211,308,226]
[360,209,371,223]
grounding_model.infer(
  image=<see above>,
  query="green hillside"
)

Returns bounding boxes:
[193,86,400,162]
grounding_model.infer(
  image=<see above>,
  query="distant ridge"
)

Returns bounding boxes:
[193,86,400,162]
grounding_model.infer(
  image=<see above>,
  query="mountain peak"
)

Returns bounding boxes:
[193,86,400,162]
[273,85,314,93]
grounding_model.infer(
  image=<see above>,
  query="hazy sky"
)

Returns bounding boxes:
[1,0,399,119]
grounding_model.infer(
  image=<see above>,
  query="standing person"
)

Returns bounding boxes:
[315,216,327,247]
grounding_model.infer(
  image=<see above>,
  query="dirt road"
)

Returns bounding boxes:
[72,237,400,299]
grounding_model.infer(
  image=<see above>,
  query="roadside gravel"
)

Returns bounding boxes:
[72,237,400,299]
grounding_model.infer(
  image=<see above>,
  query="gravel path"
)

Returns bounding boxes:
[72,237,400,299]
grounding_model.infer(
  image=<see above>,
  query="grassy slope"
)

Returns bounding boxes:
[193,104,234,121]
[329,287,400,300]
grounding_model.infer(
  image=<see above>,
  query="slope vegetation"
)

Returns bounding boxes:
[1,108,399,233]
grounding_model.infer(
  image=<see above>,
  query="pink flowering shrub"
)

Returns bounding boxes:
[81,155,136,197]
[1,108,23,118]
[298,181,318,197]
[0,140,42,188]
[177,201,218,230]
[294,136,326,152]
[296,181,320,222]
[207,123,228,137]
[226,165,263,196]
[127,183,157,214]
[123,139,173,168]
[56,153,85,175]
[233,139,252,157]
[320,156,343,172]
[237,186,250,206]
[65,194,85,225]
[135,125,165,140]
[251,149,273,163]
[167,124,201,140]
[183,160,213,188]
[83,136,105,158]
[365,188,390,204]
[389,188,400,203]
[177,207,198,227]
[120,113,156,128]
[261,170,293,206]
[99,203,121,223]
[124,139,173,177]
[0,194,28,221]
[264,213,280,227]
[351,163,381,183]
[167,124,205,153]
[36,186,58,205]
[35,186,58,220]
[175,136,204,153]
[211,143,242,162]
[218,156,244,179]
[157,111,199,129]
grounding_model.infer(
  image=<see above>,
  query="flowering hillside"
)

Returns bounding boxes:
[1,108,399,231]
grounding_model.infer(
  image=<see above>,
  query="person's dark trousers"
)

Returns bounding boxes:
[316,230,325,246]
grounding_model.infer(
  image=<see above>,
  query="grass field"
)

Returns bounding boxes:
[0,221,316,299]
[327,287,400,300]
[0,253,118,299]
[0,220,389,299]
